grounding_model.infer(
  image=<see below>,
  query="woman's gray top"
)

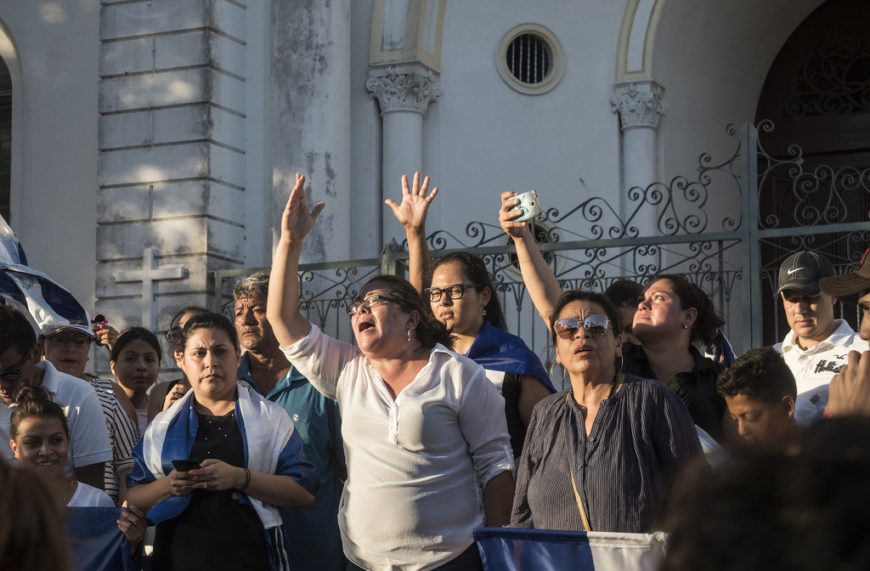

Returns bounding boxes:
[510,374,702,533]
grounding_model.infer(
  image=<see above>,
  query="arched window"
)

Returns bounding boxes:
[0,56,9,222]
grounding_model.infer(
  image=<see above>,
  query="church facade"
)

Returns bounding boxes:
[2,0,866,365]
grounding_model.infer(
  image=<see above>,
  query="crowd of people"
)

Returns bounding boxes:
[0,171,869,570]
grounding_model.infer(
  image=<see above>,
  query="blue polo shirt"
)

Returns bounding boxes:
[238,353,345,571]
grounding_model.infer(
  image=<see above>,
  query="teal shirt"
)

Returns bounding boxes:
[238,353,345,571]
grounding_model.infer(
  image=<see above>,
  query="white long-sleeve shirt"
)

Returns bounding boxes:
[282,324,513,571]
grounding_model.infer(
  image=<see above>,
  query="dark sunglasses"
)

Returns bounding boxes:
[0,344,34,382]
[346,294,400,317]
[553,315,611,339]
[423,283,478,303]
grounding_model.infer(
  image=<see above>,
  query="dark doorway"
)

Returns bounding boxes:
[755,0,870,344]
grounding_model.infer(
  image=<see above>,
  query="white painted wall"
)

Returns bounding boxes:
[0,2,99,307]
[415,1,628,251]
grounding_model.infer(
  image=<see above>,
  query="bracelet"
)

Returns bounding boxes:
[241,468,251,491]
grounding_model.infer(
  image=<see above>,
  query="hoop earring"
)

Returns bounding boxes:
[615,355,624,376]
[549,361,568,390]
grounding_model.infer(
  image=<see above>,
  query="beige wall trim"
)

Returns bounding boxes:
[616,0,665,82]
[369,0,446,71]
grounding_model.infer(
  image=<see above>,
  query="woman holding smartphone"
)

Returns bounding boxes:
[126,312,317,571]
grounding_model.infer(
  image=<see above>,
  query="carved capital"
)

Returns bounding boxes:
[610,81,666,130]
[366,67,443,115]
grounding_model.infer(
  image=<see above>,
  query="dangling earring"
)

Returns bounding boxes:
[481,308,487,317]
[682,323,688,329]
[407,329,411,342]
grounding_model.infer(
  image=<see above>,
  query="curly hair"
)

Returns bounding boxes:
[716,347,796,401]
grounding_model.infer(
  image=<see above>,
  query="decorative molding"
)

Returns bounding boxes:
[366,66,443,115]
[610,81,666,130]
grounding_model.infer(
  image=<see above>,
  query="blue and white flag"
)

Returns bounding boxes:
[0,213,27,266]
[0,216,90,335]
[474,527,667,571]
[66,507,135,571]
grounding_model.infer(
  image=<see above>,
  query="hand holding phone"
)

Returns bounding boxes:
[172,459,201,472]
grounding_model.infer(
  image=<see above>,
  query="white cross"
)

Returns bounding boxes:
[113,247,188,330]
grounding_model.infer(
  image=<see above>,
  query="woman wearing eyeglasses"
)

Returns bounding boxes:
[267,174,514,571]
[387,173,555,459]
[509,290,701,532]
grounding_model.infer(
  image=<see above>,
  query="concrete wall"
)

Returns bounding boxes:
[0,1,99,307]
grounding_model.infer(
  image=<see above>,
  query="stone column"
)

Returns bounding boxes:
[97,0,248,372]
[611,81,666,192]
[366,64,442,246]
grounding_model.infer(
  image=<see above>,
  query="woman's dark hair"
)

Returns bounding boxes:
[604,279,644,308]
[10,386,69,440]
[110,326,163,363]
[0,460,70,571]
[431,252,507,331]
[181,312,240,352]
[169,305,209,330]
[362,275,453,350]
[549,290,622,344]
[647,274,725,346]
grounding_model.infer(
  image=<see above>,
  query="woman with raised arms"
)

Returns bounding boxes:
[267,174,514,571]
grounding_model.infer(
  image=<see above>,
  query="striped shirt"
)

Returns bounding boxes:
[510,375,701,532]
[86,376,139,503]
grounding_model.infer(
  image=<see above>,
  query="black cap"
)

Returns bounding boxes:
[776,250,835,296]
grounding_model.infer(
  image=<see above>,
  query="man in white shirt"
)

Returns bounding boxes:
[0,305,112,488]
[773,250,868,425]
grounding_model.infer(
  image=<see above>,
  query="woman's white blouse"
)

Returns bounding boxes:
[281,324,513,571]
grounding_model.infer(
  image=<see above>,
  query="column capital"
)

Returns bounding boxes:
[366,65,443,115]
[610,81,666,130]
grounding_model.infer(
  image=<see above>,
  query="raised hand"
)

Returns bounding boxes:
[828,350,870,417]
[499,191,530,239]
[385,172,439,232]
[280,173,325,243]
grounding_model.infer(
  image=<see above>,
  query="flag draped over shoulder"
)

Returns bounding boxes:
[66,507,135,571]
[474,527,667,571]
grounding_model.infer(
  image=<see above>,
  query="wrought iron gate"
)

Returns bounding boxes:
[213,121,870,373]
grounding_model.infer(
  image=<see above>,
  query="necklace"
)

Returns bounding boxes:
[61,479,77,505]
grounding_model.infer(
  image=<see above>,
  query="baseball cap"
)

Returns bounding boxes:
[776,250,835,296]
[39,310,95,339]
[819,248,870,301]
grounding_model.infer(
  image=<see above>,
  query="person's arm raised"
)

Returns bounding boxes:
[499,191,562,329]
[267,173,326,348]
[385,172,438,294]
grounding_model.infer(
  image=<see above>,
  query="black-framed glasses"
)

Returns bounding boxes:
[553,315,611,339]
[424,283,478,302]
[346,294,401,316]
[0,344,34,382]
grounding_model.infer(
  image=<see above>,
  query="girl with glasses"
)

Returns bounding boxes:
[387,173,554,459]
[267,174,514,571]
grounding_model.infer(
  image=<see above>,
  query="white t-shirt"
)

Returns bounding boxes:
[282,324,513,571]
[37,361,113,468]
[774,319,869,425]
[67,481,115,507]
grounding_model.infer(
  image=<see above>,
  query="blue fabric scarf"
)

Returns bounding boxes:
[465,320,555,392]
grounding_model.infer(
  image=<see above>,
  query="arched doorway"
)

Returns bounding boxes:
[755,0,870,344]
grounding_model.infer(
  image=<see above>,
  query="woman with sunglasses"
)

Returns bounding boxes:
[267,174,514,571]
[498,192,730,443]
[509,290,701,532]
[387,173,555,458]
